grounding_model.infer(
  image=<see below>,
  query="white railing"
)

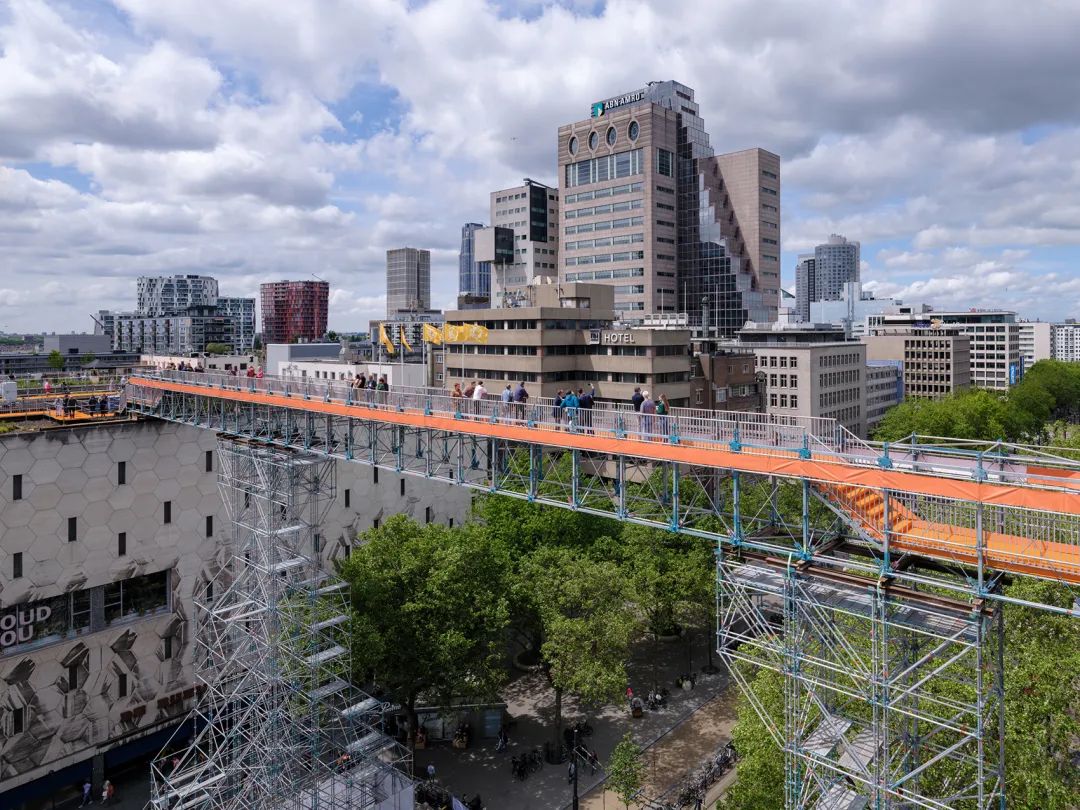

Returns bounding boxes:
[127,369,1080,489]
[131,369,843,453]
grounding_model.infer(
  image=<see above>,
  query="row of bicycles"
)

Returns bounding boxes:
[510,747,545,780]
[648,741,738,810]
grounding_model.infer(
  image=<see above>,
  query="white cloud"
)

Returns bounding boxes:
[3,0,1080,334]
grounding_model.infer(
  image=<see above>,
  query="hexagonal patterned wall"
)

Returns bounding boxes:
[0,419,471,794]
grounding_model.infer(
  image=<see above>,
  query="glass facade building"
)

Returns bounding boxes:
[385,248,431,317]
[557,81,779,336]
[458,223,489,301]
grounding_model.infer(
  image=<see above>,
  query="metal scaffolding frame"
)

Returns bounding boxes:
[150,439,411,810]
[125,373,1080,810]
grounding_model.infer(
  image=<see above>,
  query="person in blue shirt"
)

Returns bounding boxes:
[562,388,580,430]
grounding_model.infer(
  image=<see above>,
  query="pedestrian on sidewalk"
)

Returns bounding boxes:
[80,779,93,806]
[567,760,576,784]
[426,763,436,781]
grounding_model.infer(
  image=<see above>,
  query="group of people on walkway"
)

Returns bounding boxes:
[351,373,389,393]
[630,386,673,439]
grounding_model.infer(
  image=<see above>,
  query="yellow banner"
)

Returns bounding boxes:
[378,323,395,355]
[442,323,488,344]
[399,325,413,353]
[422,323,443,344]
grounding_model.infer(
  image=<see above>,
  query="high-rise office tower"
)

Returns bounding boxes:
[814,234,861,301]
[260,280,329,344]
[489,179,559,305]
[794,255,816,322]
[137,275,219,316]
[458,223,489,305]
[557,81,779,335]
[385,248,431,317]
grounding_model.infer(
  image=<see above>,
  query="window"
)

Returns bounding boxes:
[103,571,169,625]
[589,131,598,150]
[425,506,432,524]
[12,474,21,501]
[68,664,79,692]
[118,673,128,698]
[656,148,674,177]
[205,451,213,473]
[118,532,127,557]
[628,120,639,140]
[117,461,126,486]
[164,501,171,525]
[205,516,213,538]
[606,126,616,146]
[12,706,24,734]
[12,552,22,579]
[68,517,77,543]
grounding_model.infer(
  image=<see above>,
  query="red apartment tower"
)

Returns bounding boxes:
[260,281,329,344]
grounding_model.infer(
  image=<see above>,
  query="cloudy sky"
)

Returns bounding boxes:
[2,0,1080,334]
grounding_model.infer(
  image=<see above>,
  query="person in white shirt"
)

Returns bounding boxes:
[473,381,487,400]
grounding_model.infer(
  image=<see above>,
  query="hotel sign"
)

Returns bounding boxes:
[589,330,636,345]
[591,90,647,117]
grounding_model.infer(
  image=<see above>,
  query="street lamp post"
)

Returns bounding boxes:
[571,727,579,810]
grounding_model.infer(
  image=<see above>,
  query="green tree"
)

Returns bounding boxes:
[717,668,785,810]
[525,546,633,747]
[606,732,645,809]
[337,516,510,758]
[204,342,232,355]
[46,349,64,371]
[80,352,96,366]
[1001,581,1080,809]
[873,388,1013,442]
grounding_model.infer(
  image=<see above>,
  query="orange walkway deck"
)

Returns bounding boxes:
[132,377,1080,584]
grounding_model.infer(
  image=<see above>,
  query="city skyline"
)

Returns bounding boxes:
[2,1,1080,334]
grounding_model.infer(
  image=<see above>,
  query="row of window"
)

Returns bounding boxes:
[566,267,645,282]
[567,121,640,157]
[565,216,644,235]
[565,232,644,252]
[819,369,861,388]
[564,250,646,267]
[818,353,861,367]
[1,572,170,658]
[564,181,643,205]
[757,355,800,369]
[819,387,861,407]
[769,393,799,409]
[11,451,214,501]
[564,148,644,188]
[565,198,643,220]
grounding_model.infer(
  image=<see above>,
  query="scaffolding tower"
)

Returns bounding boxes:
[150,439,412,810]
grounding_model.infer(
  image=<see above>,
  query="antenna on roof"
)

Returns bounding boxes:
[311,273,326,282]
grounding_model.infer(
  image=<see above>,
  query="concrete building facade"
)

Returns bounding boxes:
[489,180,559,306]
[260,281,330,345]
[0,419,471,806]
[864,328,972,399]
[738,320,867,438]
[1018,321,1053,368]
[557,81,778,334]
[136,276,218,317]
[690,349,762,412]
[1052,322,1080,362]
[443,283,692,405]
[385,248,432,318]
[870,310,1020,390]
[865,361,903,433]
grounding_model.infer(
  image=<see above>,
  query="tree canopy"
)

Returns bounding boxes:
[46,349,64,370]
[337,516,511,751]
[607,732,646,809]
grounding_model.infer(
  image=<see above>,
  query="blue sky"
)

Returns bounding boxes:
[2,0,1080,333]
